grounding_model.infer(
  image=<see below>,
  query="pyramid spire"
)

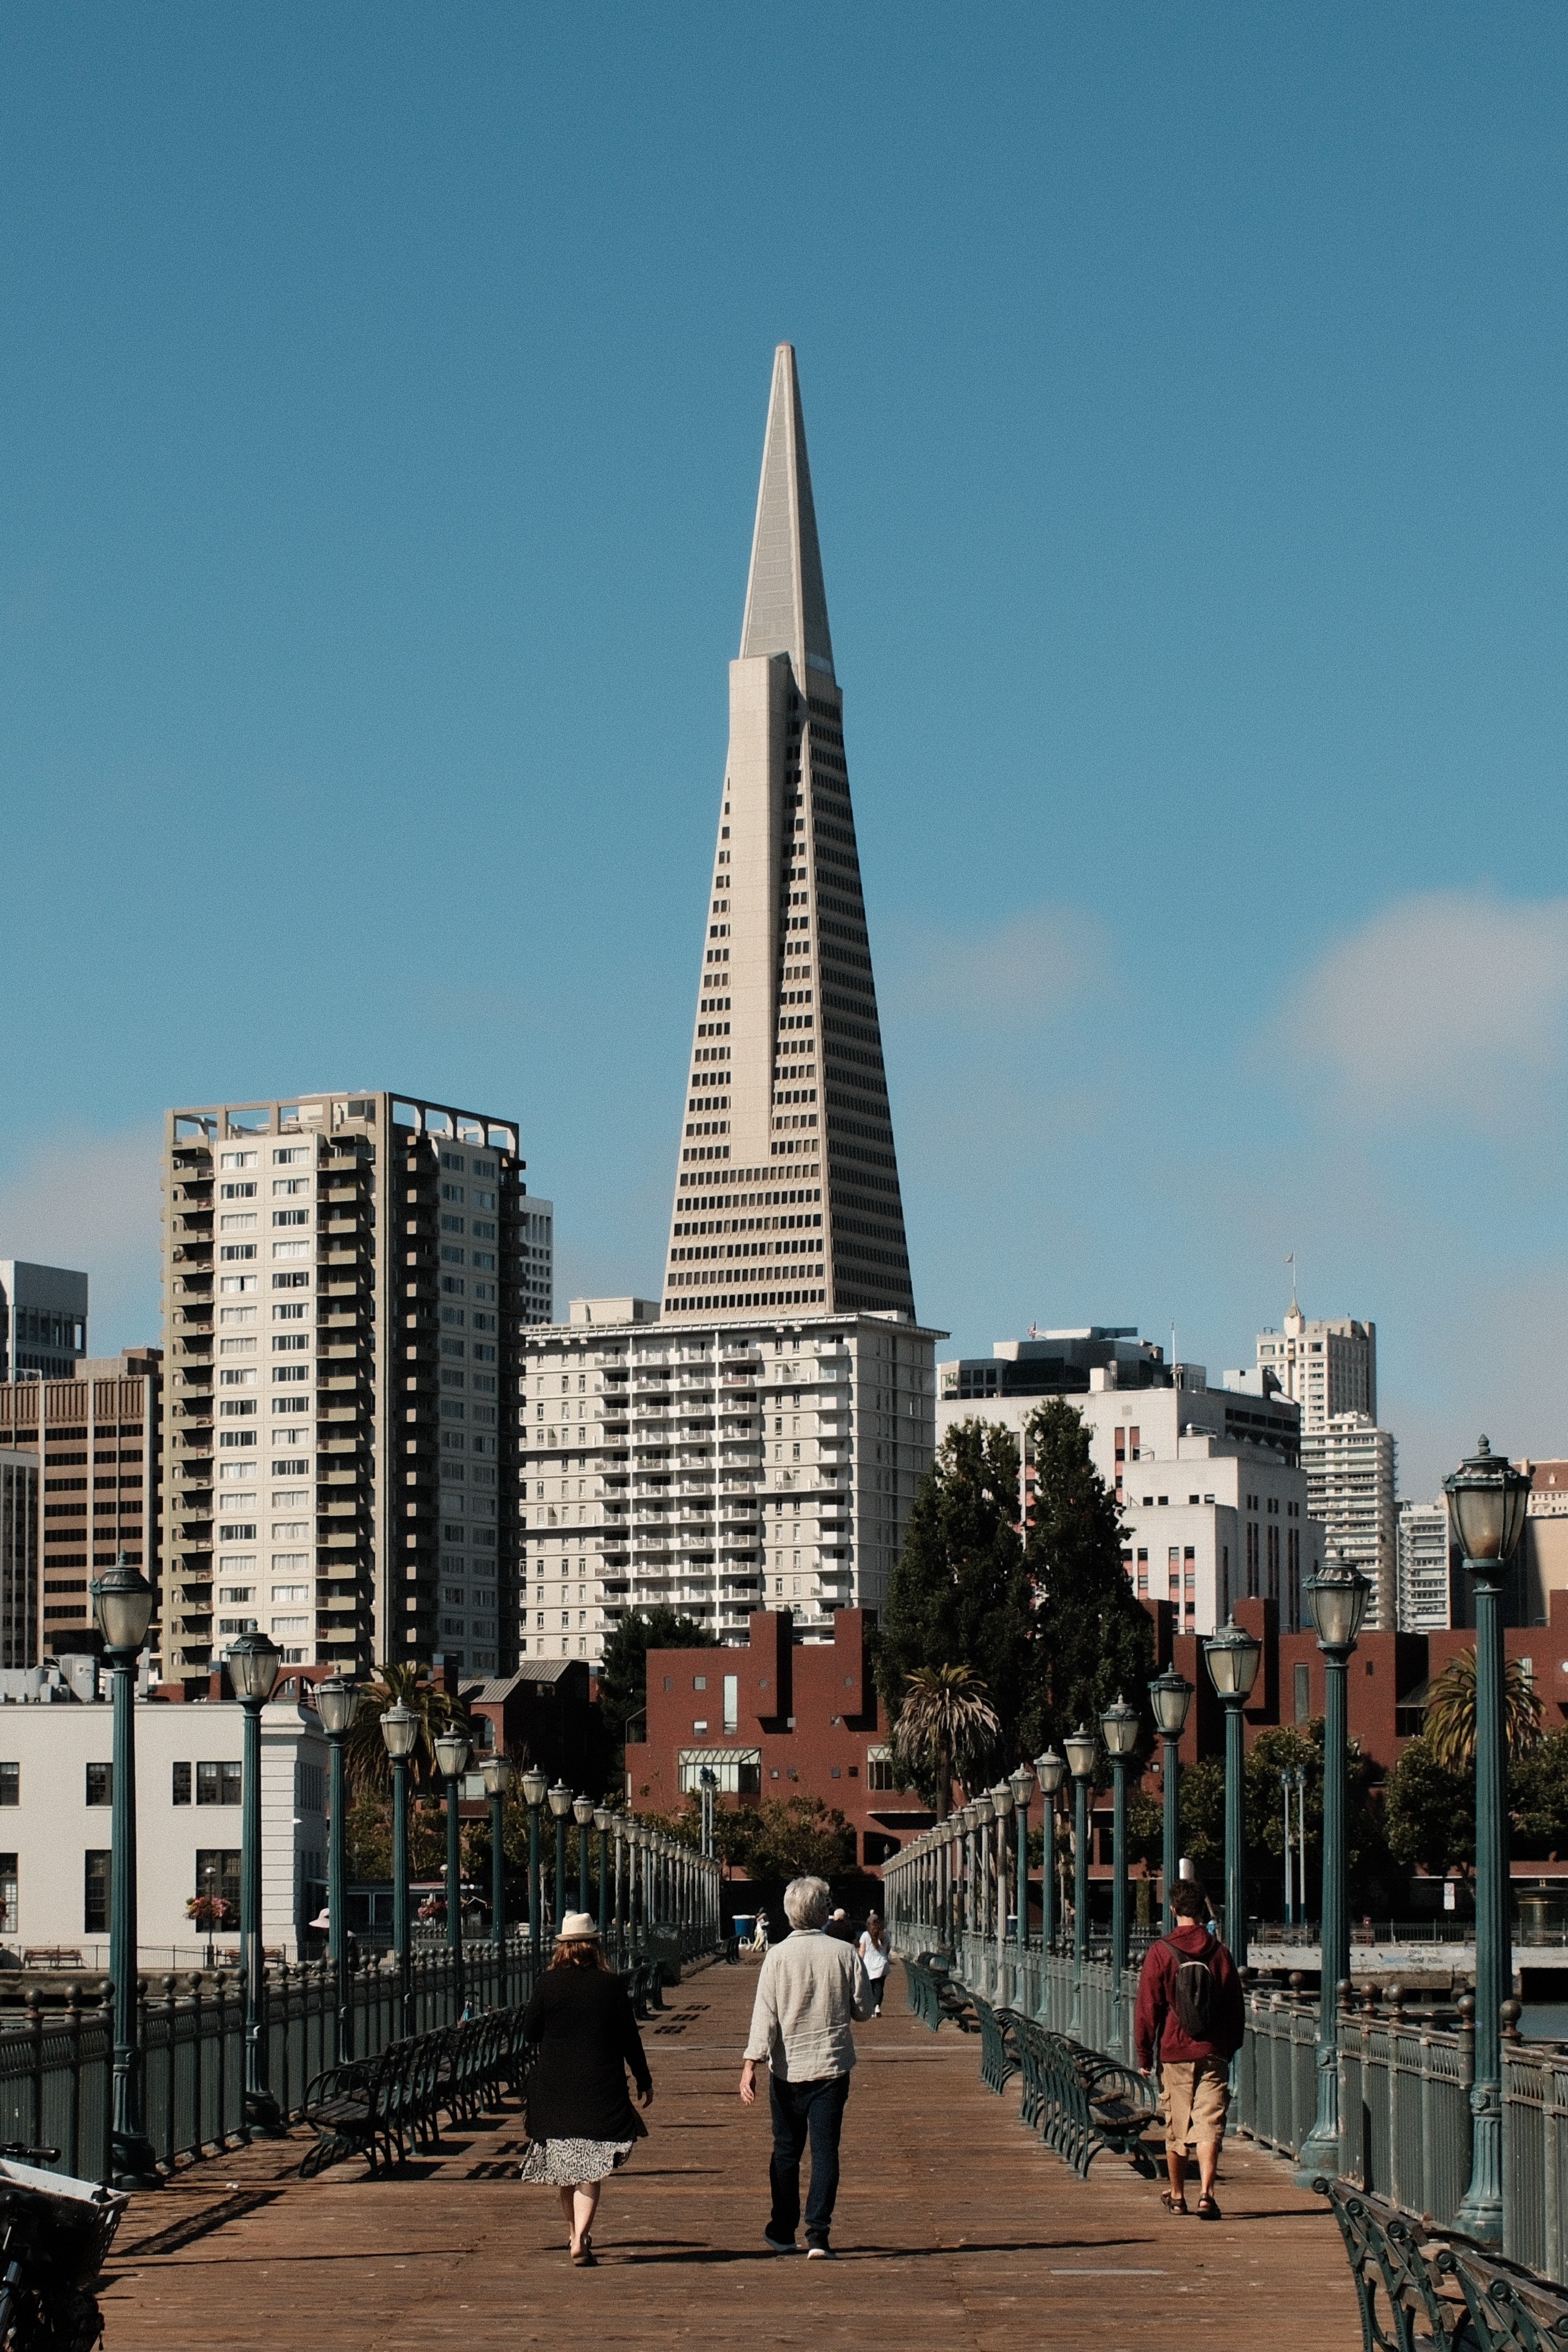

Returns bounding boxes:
[739,344,835,682]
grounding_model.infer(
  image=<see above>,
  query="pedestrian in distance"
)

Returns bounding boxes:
[518,1912,653,2267]
[740,1873,874,2259]
[826,1907,853,1940]
[1134,1878,1245,2221]
[856,1912,891,2016]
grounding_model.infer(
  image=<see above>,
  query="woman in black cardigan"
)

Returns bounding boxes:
[518,1913,653,2266]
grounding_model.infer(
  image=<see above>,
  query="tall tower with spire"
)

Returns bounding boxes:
[661,345,915,1322]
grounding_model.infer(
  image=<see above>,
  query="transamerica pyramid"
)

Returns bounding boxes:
[661,345,915,1323]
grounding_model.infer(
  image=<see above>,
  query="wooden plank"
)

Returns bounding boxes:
[98,1959,1360,2349]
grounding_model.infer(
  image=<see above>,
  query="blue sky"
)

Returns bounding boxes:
[4,4,1568,1494]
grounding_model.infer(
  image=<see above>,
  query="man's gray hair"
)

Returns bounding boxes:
[783,1875,832,1929]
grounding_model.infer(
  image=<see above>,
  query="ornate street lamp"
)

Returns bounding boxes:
[574,1794,596,1915]
[1444,1437,1531,2244]
[1293,1547,1369,2186]
[481,1753,516,1959]
[91,1553,158,2185]
[1034,1750,1066,1958]
[1063,1726,1097,2037]
[1101,1695,1140,2058]
[434,1727,471,2007]
[315,1674,360,2061]
[226,1628,282,2131]
[972,1791,996,1948]
[990,1781,1014,1983]
[1203,1620,1262,1964]
[521,1766,548,1953]
[1009,1762,1036,1957]
[547,1781,574,1934]
[594,1807,613,1937]
[1148,1668,1194,1931]
[380,1700,419,2032]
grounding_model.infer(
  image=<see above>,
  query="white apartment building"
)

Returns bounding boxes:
[162,1091,551,1682]
[1255,1297,1377,1430]
[522,1302,938,1661]
[937,1334,1323,1634]
[1398,1497,1451,1631]
[0,1675,325,1963]
[1302,1413,1399,1631]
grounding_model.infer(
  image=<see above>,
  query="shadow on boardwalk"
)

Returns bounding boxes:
[99,1960,1359,2350]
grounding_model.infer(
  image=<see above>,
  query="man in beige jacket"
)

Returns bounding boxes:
[739,1874,874,2258]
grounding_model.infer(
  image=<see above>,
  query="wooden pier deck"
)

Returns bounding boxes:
[99,1958,1359,2350]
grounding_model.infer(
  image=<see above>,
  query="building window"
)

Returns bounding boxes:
[86,1763,113,1807]
[0,1856,15,1936]
[0,1764,17,1808]
[196,1850,242,1910]
[196,1761,242,1807]
[84,1850,110,1934]
[172,1761,192,1806]
[1294,1662,1310,1724]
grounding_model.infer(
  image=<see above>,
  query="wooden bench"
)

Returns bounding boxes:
[299,2007,531,2178]
[1315,2175,1568,2352]
[969,1992,1020,2096]
[904,1952,976,2035]
[21,1950,83,1971]
[1012,2016,1159,2180]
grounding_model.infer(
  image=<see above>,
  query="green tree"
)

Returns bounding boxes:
[1424,1648,1543,1770]
[597,1607,718,1766]
[1022,1398,1153,1755]
[744,1795,855,1880]
[1512,1727,1568,1859]
[889,1664,1001,1816]
[1384,1735,1475,1879]
[876,1420,1034,1771]
[343,1662,472,1796]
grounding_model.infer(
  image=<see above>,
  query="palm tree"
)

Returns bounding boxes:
[1424,1647,1543,1771]
[344,1662,474,1795]
[891,1664,1001,1821]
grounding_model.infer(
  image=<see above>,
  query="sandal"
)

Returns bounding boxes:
[1159,2191,1189,2216]
[1196,2196,1221,2221]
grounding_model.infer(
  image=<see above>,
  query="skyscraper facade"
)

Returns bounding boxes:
[0,1264,88,1383]
[521,347,939,1661]
[1255,1298,1377,1430]
[161,1091,550,1681]
[660,344,914,1323]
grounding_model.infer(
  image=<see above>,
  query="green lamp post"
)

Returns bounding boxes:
[226,1628,282,2132]
[1445,1438,1532,2244]
[1203,1620,1262,1966]
[521,1766,548,1953]
[1101,1694,1140,2058]
[972,1792,996,1947]
[594,1807,613,1937]
[434,1727,471,2008]
[574,1794,596,1915]
[91,1552,159,2186]
[314,1674,361,2062]
[1009,1762,1036,1956]
[1293,1547,1369,2186]
[1063,1726,1098,2039]
[1034,1750,1066,1958]
[482,1752,516,1959]
[988,1781,1014,1983]
[380,1700,419,2034]
[547,1781,573,1933]
[1148,1668,1194,1931]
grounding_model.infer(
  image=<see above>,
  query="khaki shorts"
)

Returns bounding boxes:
[1159,2056,1231,2154]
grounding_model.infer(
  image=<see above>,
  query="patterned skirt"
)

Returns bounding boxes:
[517,2135,636,2186]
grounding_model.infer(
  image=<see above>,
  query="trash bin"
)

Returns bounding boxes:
[732,1915,755,1945]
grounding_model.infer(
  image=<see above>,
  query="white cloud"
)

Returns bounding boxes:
[1278,890,1568,1113]
[883,904,1117,1031]
[0,1123,163,1353]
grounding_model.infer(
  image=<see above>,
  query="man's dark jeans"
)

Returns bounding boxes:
[767,2070,851,2248]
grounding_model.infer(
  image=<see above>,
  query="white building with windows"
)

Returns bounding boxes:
[1398,1497,1451,1631]
[522,1302,938,1662]
[938,1333,1323,1635]
[1302,1413,1399,1632]
[0,1677,324,1963]
[1255,1297,1377,1430]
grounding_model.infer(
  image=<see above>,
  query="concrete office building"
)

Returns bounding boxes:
[1255,1296,1377,1430]
[161,1091,551,1681]
[0,1353,161,1671]
[659,345,915,1325]
[0,1457,37,1671]
[1397,1497,1451,1632]
[0,1264,88,1383]
[1302,1412,1399,1633]
[937,1333,1321,1635]
[521,1300,938,1662]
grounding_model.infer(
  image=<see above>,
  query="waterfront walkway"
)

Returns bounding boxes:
[100,1959,1358,2350]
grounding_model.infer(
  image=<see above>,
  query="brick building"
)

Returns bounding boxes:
[630,1608,929,1868]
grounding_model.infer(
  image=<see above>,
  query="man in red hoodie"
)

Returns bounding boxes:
[1133,1880,1246,2219]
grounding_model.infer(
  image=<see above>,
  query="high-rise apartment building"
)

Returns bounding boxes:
[0,1264,88,1383]
[1397,1497,1451,1631]
[1255,1297,1376,1430]
[0,1352,161,1669]
[522,347,938,1659]
[660,344,914,1324]
[161,1092,551,1681]
[1302,1412,1398,1632]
